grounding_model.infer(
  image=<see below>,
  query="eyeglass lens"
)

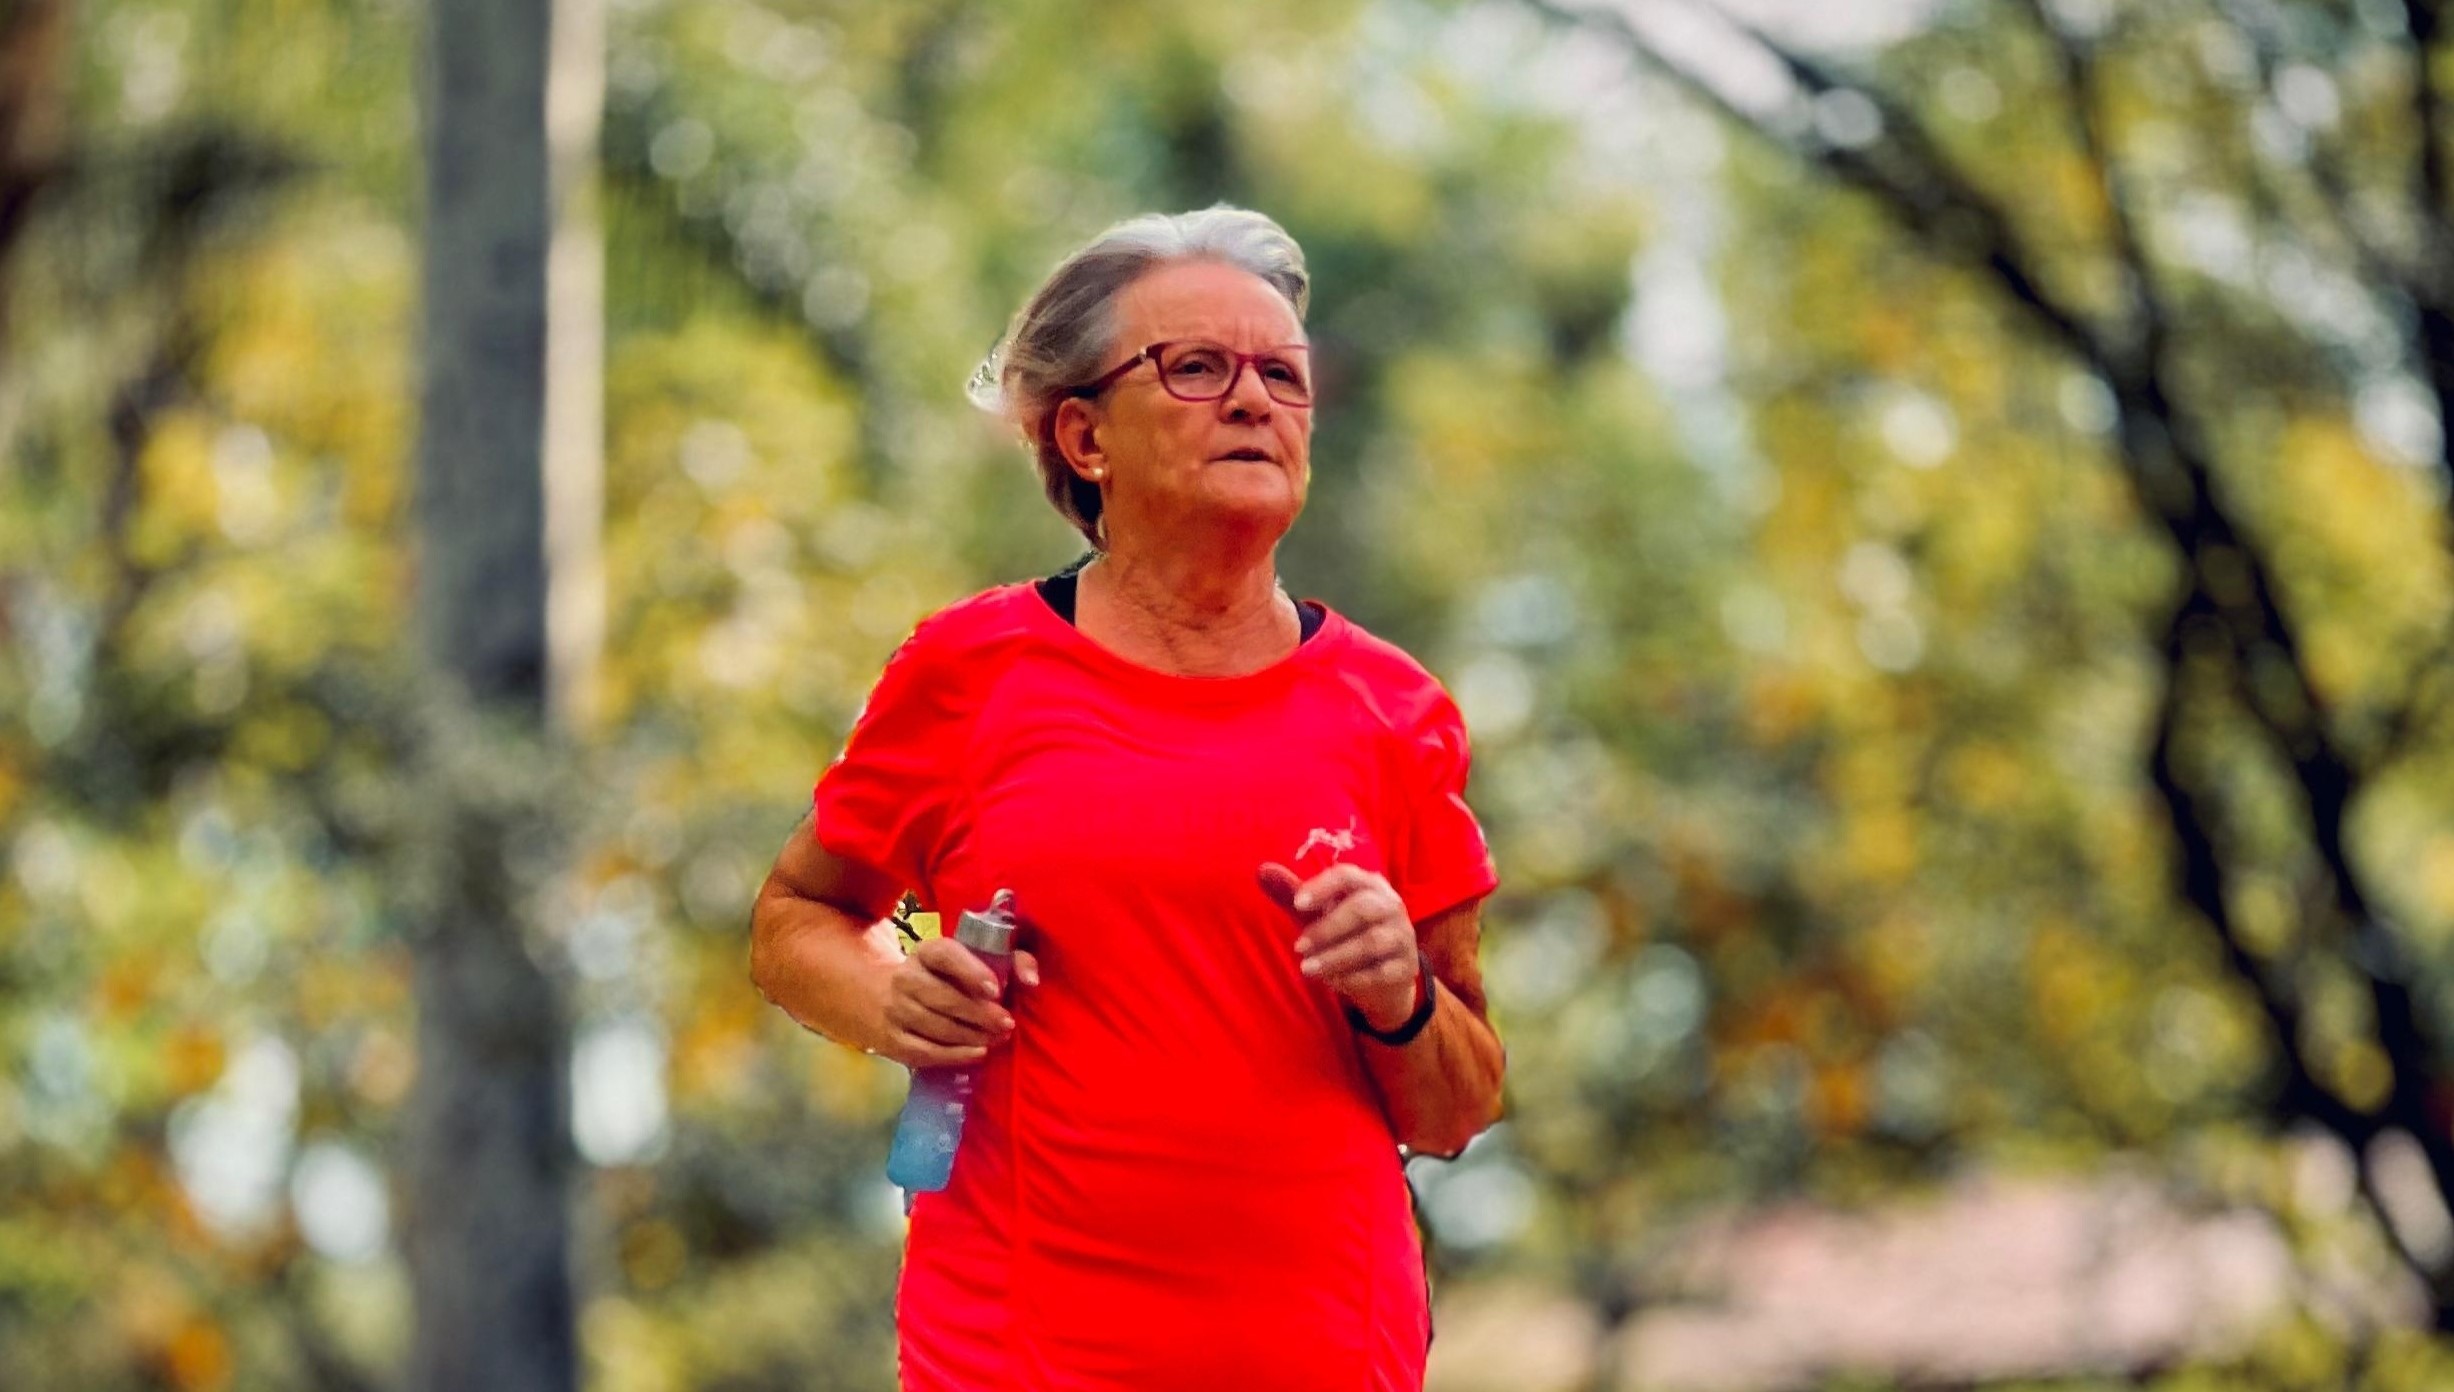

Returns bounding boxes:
[1157,342,1312,406]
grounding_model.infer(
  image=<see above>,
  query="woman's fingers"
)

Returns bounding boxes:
[880,973,1005,1068]
[1259,862,1416,997]
[1256,862,1305,916]
[1289,863,1378,916]
[916,936,1005,999]
[884,1036,988,1069]
[892,994,999,1045]
[1293,879,1399,955]
[1304,919,1416,984]
[874,926,1035,1070]
[888,952,1012,1045]
[910,968,1012,1030]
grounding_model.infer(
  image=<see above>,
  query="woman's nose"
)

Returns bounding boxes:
[1219,362,1274,420]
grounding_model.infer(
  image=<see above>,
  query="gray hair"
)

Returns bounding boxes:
[968,205,1310,548]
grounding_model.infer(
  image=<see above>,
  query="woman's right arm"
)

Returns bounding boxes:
[750,812,1028,1068]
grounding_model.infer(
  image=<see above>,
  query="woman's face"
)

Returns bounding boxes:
[1056,260,1313,550]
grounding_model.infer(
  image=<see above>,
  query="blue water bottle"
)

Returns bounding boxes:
[886,891,1018,1198]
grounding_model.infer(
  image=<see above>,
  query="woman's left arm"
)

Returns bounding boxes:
[1263,864,1505,1160]
[1353,898,1504,1160]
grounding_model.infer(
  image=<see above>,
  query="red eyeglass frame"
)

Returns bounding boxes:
[1069,339,1316,407]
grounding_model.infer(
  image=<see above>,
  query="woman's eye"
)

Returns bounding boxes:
[1172,358,1221,377]
[1263,362,1299,382]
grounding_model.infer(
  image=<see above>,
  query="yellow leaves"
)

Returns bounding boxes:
[1840,807,1918,888]
[1244,108,1436,240]
[1715,982,1878,1140]
[1860,911,1931,1002]
[162,1025,227,1097]
[1941,740,2026,816]
[1924,468,2036,602]
[2027,918,2121,1047]
[1820,741,1921,888]
[1854,300,1923,377]
[348,1027,415,1109]
[1385,354,1541,490]
[100,1149,179,1224]
[114,1264,232,1392]
[1376,351,1570,589]
[1807,1060,1870,1139]
[1667,845,1754,943]
[195,206,413,474]
[162,1313,235,1392]
[296,945,408,1035]
[806,1042,897,1123]
[2326,1037,2393,1115]
[619,1219,689,1294]
[2420,833,2454,922]
[604,320,857,510]
[132,411,223,570]
[2228,874,2298,961]
[1740,668,1818,748]
[2266,416,2452,708]
[672,1000,760,1104]
[94,956,159,1021]
[229,701,332,774]
[584,1295,689,1392]
[75,843,144,939]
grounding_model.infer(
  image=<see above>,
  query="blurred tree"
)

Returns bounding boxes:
[404,0,576,1388]
[0,0,66,351]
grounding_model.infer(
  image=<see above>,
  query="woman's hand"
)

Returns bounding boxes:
[876,936,1042,1070]
[1258,862,1422,1030]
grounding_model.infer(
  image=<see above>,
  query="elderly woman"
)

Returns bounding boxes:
[750,207,1505,1391]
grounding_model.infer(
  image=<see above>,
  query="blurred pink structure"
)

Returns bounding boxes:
[1429,1166,2418,1392]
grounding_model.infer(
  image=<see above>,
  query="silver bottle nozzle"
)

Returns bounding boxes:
[955,891,1018,955]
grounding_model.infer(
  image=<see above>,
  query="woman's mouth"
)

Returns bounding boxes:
[1215,448,1274,463]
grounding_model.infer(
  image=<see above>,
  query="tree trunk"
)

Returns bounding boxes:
[0,0,67,369]
[405,0,577,1389]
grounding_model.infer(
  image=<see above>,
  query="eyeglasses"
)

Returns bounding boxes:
[1072,339,1314,408]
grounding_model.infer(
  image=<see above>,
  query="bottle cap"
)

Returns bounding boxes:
[955,892,1018,955]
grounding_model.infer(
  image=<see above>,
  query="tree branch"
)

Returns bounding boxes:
[2151,601,2375,1151]
[2008,0,2161,363]
[1535,0,2454,1317]
[2393,0,2454,560]
[1532,0,2368,808]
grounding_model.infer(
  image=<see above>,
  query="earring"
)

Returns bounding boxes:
[1085,468,1106,480]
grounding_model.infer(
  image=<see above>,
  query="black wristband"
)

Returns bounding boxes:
[1346,950,1438,1045]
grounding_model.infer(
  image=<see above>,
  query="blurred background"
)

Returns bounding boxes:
[12,0,2454,1388]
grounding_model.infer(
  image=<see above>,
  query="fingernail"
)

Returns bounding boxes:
[1294,938,1313,955]
[1300,959,1320,976]
[1293,894,1313,912]
[998,1018,1015,1032]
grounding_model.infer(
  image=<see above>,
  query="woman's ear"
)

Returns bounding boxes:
[1050,397,1107,482]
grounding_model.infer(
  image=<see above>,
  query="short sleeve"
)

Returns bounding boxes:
[810,619,972,921]
[1392,691,1499,924]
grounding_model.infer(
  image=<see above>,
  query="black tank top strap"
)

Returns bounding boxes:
[1034,556,1324,641]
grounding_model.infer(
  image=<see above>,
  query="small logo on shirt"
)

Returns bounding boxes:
[1293,816,1361,873]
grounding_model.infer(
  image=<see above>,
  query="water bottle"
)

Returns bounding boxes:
[886,891,1018,1198]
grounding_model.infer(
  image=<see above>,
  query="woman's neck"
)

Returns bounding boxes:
[1077,541,1299,678]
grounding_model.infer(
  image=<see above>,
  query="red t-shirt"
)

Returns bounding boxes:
[811,581,1498,1392]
